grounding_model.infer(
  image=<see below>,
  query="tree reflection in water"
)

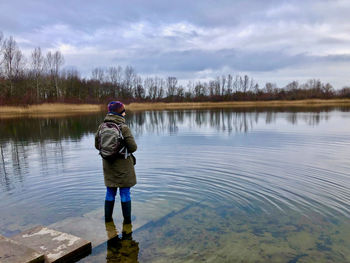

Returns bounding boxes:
[127,107,336,136]
[0,107,349,259]
[0,107,345,192]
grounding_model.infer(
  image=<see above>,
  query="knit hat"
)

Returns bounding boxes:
[108,101,125,114]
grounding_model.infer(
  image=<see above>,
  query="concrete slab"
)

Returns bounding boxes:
[10,226,91,263]
[79,201,197,263]
[0,234,44,263]
[49,199,185,248]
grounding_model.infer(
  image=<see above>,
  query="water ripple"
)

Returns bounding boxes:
[136,132,350,218]
[1,109,350,231]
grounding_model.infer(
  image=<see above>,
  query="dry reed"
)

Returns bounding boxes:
[0,103,102,113]
[126,99,350,111]
[0,103,103,118]
[1,99,350,118]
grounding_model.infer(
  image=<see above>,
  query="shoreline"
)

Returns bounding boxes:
[1,99,350,118]
[0,103,103,118]
[127,99,350,111]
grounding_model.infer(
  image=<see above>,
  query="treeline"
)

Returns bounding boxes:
[1,32,350,105]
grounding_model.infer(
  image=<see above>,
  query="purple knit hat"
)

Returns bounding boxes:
[108,101,125,114]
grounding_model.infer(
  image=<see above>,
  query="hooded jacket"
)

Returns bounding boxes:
[95,114,137,187]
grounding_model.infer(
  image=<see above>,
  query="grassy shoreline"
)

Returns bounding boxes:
[1,99,350,118]
[0,103,103,118]
[127,99,350,111]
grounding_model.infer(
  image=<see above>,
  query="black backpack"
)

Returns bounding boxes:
[97,122,126,161]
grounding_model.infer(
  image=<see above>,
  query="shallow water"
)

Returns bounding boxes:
[1,108,350,262]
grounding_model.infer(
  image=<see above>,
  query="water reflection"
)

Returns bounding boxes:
[0,114,103,191]
[1,107,350,262]
[104,221,139,263]
[0,108,349,193]
[0,114,103,142]
[0,108,342,191]
[127,108,339,136]
[0,107,344,141]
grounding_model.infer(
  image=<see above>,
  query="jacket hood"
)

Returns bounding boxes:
[104,113,126,124]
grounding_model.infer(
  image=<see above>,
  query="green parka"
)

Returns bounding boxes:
[95,114,137,188]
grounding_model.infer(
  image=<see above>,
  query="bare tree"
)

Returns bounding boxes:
[156,77,165,99]
[243,75,249,93]
[233,75,240,93]
[2,36,25,95]
[226,74,233,96]
[322,83,334,98]
[0,32,4,75]
[144,77,155,100]
[45,51,55,98]
[45,51,54,75]
[194,81,207,98]
[31,47,44,101]
[208,80,215,97]
[44,50,64,99]
[339,87,350,98]
[212,78,220,96]
[134,76,145,99]
[107,66,122,97]
[151,76,165,100]
[92,67,105,82]
[91,67,105,98]
[264,82,278,96]
[53,51,64,98]
[285,81,299,91]
[253,83,259,94]
[63,68,81,99]
[13,49,25,77]
[176,85,185,99]
[166,76,178,98]
[186,80,194,96]
[124,66,136,97]
[221,75,226,96]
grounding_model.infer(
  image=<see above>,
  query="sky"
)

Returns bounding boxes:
[1,0,350,88]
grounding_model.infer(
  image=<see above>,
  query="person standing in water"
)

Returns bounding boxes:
[95,101,137,223]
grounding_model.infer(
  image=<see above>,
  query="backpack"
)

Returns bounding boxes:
[97,122,126,161]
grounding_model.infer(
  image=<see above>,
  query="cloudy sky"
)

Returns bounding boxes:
[1,0,349,88]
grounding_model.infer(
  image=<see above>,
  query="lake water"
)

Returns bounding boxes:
[1,108,350,262]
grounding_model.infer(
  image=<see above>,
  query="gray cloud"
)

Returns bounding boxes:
[1,0,350,87]
[125,49,307,73]
[0,0,324,34]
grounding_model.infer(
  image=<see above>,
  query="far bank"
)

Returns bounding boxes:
[1,99,350,118]
[127,99,350,111]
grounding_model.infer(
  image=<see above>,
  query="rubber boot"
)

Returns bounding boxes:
[105,200,115,222]
[121,201,131,224]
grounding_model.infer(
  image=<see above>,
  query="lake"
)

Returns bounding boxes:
[1,107,350,262]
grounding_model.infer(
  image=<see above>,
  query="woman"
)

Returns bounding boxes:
[95,101,137,223]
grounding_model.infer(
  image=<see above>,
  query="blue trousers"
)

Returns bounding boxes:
[105,187,131,202]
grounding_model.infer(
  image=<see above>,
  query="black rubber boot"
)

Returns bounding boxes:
[121,201,131,224]
[105,200,115,222]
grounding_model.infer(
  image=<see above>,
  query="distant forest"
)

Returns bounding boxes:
[1,32,350,105]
